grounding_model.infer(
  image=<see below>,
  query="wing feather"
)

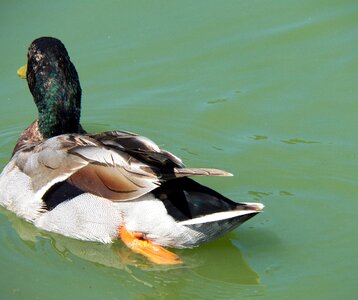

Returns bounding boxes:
[173,168,233,177]
[90,131,184,168]
[15,131,232,203]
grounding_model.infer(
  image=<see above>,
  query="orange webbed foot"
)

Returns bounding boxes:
[119,226,182,265]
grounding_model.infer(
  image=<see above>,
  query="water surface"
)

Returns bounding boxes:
[0,1,357,299]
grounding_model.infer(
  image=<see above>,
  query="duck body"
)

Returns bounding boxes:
[0,37,263,263]
[0,129,262,248]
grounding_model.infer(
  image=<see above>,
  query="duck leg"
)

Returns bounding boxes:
[119,226,182,265]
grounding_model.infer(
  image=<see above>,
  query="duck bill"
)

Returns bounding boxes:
[17,64,27,79]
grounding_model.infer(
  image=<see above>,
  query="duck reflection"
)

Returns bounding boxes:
[5,209,260,296]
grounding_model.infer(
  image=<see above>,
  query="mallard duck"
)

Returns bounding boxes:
[0,37,263,264]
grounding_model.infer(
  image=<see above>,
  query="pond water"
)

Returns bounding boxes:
[0,1,357,299]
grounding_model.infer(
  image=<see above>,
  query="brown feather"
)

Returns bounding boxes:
[12,120,87,156]
[13,120,43,156]
[68,164,159,201]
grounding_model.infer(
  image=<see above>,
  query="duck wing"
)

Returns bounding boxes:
[16,131,231,203]
[90,130,184,168]
[16,134,159,202]
[90,130,232,178]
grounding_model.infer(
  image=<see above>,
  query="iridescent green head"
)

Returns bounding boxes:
[22,37,82,138]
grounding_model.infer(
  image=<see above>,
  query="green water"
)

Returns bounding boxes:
[0,1,357,299]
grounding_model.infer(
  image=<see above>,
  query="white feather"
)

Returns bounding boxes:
[178,209,259,225]
[34,193,202,247]
[0,162,43,221]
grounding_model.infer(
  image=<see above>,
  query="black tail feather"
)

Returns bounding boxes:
[153,178,244,222]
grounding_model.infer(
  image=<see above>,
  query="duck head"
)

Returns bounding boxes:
[19,37,82,138]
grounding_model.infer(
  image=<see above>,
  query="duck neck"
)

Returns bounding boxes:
[34,76,82,138]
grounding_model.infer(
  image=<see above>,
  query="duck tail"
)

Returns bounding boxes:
[153,178,264,247]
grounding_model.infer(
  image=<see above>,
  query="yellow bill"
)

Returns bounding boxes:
[17,64,27,79]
